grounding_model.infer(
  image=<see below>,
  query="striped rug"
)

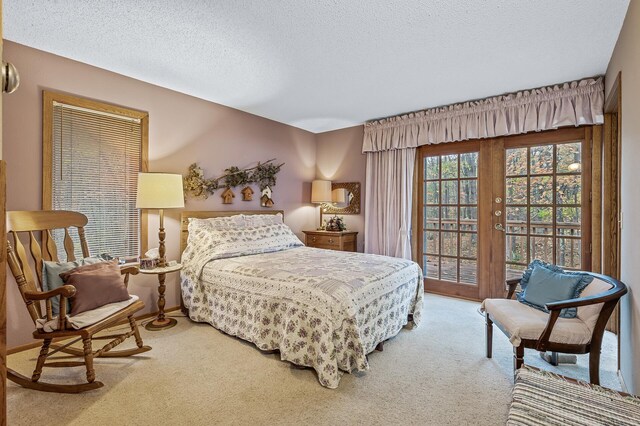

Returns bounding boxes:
[508,366,640,425]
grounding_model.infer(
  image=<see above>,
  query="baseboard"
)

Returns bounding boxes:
[7,305,181,355]
[618,369,629,393]
[424,289,481,303]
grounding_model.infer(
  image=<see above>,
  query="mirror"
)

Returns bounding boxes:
[323,182,360,214]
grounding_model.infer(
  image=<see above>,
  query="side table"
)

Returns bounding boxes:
[139,262,183,331]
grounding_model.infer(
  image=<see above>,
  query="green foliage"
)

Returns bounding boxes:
[251,161,283,190]
[183,159,284,199]
[224,166,249,188]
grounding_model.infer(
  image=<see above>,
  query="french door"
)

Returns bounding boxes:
[418,127,593,300]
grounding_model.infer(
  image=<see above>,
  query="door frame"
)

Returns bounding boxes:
[417,140,492,300]
[418,126,595,302]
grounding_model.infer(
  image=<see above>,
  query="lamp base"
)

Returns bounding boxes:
[145,317,177,331]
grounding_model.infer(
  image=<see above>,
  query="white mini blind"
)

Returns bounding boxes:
[51,102,142,257]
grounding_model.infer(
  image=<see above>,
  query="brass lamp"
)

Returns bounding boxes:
[311,180,332,229]
[136,173,185,267]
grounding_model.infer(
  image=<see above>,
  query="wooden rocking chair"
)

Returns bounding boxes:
[6,210,151,393]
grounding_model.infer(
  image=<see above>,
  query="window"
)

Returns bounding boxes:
[43,91,148,257]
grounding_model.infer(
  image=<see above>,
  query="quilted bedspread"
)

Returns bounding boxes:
[182,236,423,388]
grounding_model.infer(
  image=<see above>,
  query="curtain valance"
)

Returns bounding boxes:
[363,77,604,153]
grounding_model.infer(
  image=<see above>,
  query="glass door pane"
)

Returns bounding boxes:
[504,141,586,279]
[422,150,479,286]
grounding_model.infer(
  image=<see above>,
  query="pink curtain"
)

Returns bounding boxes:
[364,148,415,259]
[362,77,604,259]
[363,77,604,152]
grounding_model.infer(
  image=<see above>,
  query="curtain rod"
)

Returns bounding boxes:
[365,75,604,125]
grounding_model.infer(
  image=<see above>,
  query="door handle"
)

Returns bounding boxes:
[494,223,506,232]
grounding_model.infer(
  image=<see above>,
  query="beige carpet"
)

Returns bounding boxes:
[6,294,619,425]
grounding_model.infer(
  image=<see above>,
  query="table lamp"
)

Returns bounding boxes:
[136,173,185,267]
[311,180,332,229]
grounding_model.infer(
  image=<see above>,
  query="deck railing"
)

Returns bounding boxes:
[423,219,582,283]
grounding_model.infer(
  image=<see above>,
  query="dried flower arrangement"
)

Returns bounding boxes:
[324,215,347,231]
[184,159,284,200]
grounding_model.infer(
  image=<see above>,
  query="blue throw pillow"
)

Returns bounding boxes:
[517,261,593,318]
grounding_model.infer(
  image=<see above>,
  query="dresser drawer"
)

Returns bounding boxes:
[303,230,358,252]
[307,234,341,249]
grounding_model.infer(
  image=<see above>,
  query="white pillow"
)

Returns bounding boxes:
[242,213,283,228]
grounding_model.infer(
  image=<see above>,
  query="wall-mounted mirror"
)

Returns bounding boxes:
[324,182,360,214]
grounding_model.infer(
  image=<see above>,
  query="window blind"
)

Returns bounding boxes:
[51,101,142,258]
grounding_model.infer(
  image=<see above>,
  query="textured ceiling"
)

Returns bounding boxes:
[4,1,629,133]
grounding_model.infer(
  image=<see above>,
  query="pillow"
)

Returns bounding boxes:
[59,260,130,316]
[517,262,593,318]
[189,214,283,230]
[189,215,245,230]
[42,255,111,315]
[242,213,283,228]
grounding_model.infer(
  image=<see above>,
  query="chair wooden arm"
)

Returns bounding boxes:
[535,273,627,352]
[120,265,139,288]
[535,309,562,352]
[120,266,139,276]
[506,278,520,299]
[25,285,76,329]
[545,281,627,311]
[24,285,76,301]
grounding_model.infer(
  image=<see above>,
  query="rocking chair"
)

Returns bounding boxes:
[6,210,151,393]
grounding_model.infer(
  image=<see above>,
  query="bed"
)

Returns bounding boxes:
[180,210,423,388]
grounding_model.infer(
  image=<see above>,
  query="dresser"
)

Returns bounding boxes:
[303,230,358,252]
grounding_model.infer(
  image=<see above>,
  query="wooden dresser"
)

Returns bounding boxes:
[303,230,358,252]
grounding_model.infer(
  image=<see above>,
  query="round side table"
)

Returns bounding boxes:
[139,262,183,331]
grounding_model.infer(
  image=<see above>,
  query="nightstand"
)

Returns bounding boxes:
[303,230,358,252]
[139,262,183,330]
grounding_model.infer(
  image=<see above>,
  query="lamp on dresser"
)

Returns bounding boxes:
[311,179,333,229]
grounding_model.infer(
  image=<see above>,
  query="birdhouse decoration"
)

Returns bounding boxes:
[241,186,254,201]
[183,159,284,208]
[260,185,274,207]
[221,187,235,204]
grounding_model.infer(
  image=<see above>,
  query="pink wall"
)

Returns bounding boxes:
[315,126,366,252]
[2,41,319,348]
[605,0,640,394]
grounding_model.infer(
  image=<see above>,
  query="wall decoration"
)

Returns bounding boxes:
[260,186,274,207]
[184,159,284,203]
[241,186,254,201]
[323,182,361,215]
[221,188,235,204]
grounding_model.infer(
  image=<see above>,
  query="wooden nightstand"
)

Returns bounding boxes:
[303,230,358,252]
[139,262,183,331]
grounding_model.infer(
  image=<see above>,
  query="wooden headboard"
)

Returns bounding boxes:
[180,210,285,254]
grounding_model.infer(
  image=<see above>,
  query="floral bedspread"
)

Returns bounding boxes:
[182,228,423,388]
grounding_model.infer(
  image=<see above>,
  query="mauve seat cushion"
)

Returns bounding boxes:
[60,260,130,316]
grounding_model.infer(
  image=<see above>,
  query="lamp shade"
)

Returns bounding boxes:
[311,180,332,203]
[136,173,185,209]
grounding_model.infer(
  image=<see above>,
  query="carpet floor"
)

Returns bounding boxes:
[6,294,619,425]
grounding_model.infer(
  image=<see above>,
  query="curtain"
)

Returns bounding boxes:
[362,76,604,259]
[363,77,604,153]
[364,148,415,259]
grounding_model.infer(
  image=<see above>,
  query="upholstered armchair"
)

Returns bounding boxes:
[483,270,627,385]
